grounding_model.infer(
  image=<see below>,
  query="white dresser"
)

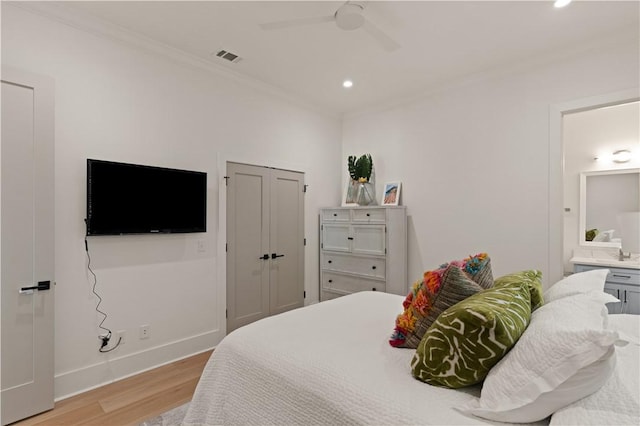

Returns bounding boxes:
[319,206,407,301]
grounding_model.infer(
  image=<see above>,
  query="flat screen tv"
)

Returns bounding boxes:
[86,159,207,235]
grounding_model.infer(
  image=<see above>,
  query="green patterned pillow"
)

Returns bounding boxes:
[411,278,534,388]
[494,270,544,311]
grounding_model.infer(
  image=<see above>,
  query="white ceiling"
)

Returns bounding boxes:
[51,1,639,115]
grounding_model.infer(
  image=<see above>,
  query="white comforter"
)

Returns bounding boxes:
[183,292,547,426]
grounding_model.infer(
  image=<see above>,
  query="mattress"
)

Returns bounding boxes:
[184,291,549,426]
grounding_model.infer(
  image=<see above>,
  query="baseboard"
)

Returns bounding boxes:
[54,330,219,401]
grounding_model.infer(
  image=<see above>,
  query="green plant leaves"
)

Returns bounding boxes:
[347,154,373,181]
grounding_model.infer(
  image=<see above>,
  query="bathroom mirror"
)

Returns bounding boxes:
[579,168,640,247]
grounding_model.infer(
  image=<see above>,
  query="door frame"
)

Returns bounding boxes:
[548,87,639,285]
[216,153,308,335]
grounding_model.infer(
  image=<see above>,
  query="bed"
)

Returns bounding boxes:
[183,291,639,426]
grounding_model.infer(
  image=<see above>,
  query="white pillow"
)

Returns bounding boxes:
[544,269,610,302]
[460,292,625,423]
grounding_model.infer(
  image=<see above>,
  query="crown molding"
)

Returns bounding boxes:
[10,2,340,120]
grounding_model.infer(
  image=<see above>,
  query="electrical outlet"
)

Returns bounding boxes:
[98,333,110,349]
[197,240,206,253]
[117,329,126,345]
[140,324,150,339]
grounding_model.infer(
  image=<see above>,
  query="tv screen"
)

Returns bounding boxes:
[86,159,207,235]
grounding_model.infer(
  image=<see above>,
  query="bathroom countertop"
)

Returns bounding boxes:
[570,256,640,270]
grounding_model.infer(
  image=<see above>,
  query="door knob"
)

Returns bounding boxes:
[271,253,285,259]
[259,254,269,260]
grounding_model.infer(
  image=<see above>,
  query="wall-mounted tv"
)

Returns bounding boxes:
[86,159,207,236]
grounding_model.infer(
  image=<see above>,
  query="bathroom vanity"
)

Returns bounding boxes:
[571,249,640,314]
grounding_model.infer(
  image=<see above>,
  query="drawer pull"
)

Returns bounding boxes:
[333,213,337,217]
[347,237,354,240]
[366,213,370,217]
[372,287,377,291]
[328,260,332,264]
[612,274,631,279]
[328,279,333,283]
[372,266,377,270]
[624,290,628,303]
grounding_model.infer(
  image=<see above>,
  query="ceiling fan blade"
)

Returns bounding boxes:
[361,20,400,52]
[260,15,334,31]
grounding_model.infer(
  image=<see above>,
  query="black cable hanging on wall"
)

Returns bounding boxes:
[85,219,122,353]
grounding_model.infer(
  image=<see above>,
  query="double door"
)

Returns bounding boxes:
[226,162,305,333]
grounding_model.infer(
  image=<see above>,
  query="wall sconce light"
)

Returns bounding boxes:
[612,149,632,163]
[554,0,572,8]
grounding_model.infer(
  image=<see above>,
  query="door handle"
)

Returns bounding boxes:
[20,280,50,293]
[271,253,285,259]
[259,254,269,260]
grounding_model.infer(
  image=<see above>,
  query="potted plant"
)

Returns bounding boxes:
[347,154,376,205]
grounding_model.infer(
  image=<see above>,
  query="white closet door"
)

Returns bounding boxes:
[226,163,270,333]
[1,68,55,425]
[269,168,304,316]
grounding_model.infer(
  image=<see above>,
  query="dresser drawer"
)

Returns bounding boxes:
[321,253,385,279]
[322,209,350,221]
[574,264,640,286]
[608,269,640,286]
[322,272,385,293]
[352,208,386,223]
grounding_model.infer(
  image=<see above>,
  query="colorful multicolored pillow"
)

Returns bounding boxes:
[389,253,493,348]
[411,276,537,388]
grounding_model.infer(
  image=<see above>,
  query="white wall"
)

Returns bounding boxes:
[563,102,640,272]
[2,4,342,399]
[343,39,639,288]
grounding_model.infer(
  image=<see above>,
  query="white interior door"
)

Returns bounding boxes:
[226,163,304,333]
[269,168,304,316]
[226,163,270,333]
[1,68,55,425]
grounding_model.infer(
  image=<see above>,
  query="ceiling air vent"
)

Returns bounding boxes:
[214,50,242,63]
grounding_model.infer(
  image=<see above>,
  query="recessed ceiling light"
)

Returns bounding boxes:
[343,80,353,88]
[554,0,572,8]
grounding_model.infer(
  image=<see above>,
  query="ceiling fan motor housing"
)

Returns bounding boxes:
[335,3,365,31]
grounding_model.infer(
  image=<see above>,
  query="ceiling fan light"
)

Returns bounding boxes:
[335,3,365,31]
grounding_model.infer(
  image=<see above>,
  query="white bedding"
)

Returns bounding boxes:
[184,291,548,426]
[549,314,640,426]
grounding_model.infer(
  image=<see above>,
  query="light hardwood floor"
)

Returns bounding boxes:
[12,350,213,426]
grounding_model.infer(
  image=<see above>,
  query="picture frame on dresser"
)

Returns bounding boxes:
[382,182,401,206]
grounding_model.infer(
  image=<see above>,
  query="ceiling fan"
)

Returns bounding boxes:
[259,1,400,52]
